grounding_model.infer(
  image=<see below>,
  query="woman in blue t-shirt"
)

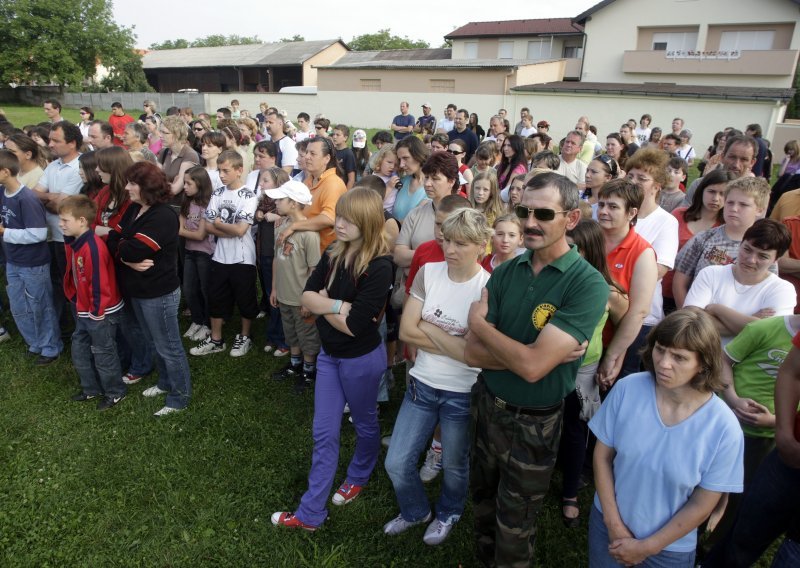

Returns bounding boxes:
[588,309,744,567]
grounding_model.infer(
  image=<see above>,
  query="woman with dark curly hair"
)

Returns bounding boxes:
[106,161,192,416]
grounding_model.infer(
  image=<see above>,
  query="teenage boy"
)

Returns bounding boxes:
[108,102,134,147]
[673,176,771,307]
[191,150,259,357]
[59,195,126,410]
[684,219,796,344]
[0,150,62,365]
[295,113,312,142]
[268,181,321,393]
[659,157,688,213]
[332,124,356,189]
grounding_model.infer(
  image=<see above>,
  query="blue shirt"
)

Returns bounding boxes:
[589,372,744,552]
[391,177,428,222]
[0,184,50,267]
[37,154,83,242]
[392,114,415,140]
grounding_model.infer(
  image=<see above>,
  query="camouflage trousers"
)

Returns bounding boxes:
[470,378,564,568]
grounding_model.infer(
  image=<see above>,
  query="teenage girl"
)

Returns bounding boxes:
[272,188,394,531]
[481,213,525,273]
[179,166,215,342]
[469,170,506,233]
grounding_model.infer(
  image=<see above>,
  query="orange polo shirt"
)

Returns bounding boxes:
[304,168,347,252]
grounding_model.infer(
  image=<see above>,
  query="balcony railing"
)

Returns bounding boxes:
[622,49,799,75]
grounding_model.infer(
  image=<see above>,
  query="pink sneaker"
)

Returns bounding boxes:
[331,482,363,506]
[270,512,317,531]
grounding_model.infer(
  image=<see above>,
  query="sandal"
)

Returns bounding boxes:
[562,498,580,529]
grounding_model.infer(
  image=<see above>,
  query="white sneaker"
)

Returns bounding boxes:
[183,323,200,338]
[423,517,456,546]
[142,386,168,397]
[191,325,210,342]
[230,334,252,357]
[419,448,443,483]
[383,512,432,536]
[154,406,183,417]
[190,337,226,356]
[0,327,11,343]
[256,310,267,319]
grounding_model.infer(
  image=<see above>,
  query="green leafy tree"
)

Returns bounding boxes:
[279,35,305,43]
[100,50,153,92]
[349,29,429,51]
[148,38,190,50]
[0,0,140,88]
[149,34,261,50]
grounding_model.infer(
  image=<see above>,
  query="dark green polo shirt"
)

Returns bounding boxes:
[483,245,608,407]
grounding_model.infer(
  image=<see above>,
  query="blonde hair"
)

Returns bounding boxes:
[327,188,390,287]
[441,208,493,247]
[470,170,505,225]
[725,176,770,210]
[162,116,189,144]
[493,212,522,232]
[373,143,397,172]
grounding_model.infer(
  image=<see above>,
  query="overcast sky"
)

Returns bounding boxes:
[113,0,600,49]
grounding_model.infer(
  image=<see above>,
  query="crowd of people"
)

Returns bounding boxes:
[0,96,799,566]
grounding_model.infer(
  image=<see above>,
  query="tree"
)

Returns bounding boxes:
[0,0,140,88]
[149,35,261,50]
[100,50,153,92]
[348,29,429,51]
[279,35,305,43]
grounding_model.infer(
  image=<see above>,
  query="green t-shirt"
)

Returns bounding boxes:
[725,316,795,438]
[483,246,609,407]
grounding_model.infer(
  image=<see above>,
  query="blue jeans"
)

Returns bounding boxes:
[117,302,154,376]
[6,262,62,357]
[259,254,286,348]
[385,377,471,523]
[295,343,385,527]
[71,312,126,398]
[183,250,211,326]
[130,289,192,409]
[589,505,695,567]
[703,449,800,567]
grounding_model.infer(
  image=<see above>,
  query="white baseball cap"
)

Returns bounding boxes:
[265,180,313,205]
[353,129,367,149]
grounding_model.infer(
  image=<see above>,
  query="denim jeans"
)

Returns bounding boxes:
[385,377,471,523]
[703,449,800,567]
[117,302,154,376]
[589,505,695,567]
[183,250,211,326]
[6,262,62,357]
[295,343,385,527]
[71,312,126,398]
[259,254,286,348]
[130,289,192,409]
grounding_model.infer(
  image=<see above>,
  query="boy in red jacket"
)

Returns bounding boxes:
[59,195,127,411]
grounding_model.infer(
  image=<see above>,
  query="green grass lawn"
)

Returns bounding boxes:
[0,104,779,566]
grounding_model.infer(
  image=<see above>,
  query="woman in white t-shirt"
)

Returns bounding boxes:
[385,208,492,546]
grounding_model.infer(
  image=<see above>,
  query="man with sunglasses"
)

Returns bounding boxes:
[466,172,608,567]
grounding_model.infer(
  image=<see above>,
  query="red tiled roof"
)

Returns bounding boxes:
[445,18,583,39]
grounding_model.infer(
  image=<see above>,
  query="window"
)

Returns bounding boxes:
[430,79,455,93]
[652,32,697,52]
[498,41,514,59]
[563,45,584,59]
[527,41,552,59]
[463,41,478,59]
[360,79,380,91]
[720,30,775,51]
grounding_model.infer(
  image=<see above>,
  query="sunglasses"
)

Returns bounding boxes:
[514,205,569,221]
[193,127,205,132]
[597,154,619,176]
[447,149,464,155]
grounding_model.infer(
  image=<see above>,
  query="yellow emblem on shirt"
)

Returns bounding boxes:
[532,303,556,330]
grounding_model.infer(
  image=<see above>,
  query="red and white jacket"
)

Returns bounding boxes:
[63,230,124,320]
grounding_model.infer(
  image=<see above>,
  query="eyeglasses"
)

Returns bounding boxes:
[514,205,569,221]
[597,154,619,176]
[447,149,464,155]
[193,127,204,132]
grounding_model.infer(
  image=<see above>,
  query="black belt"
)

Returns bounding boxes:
[479,374,563,416]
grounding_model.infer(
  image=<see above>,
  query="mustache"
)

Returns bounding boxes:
[524,228,544,236]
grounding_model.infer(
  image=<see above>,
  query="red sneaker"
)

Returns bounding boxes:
[122,373,143,385]
[331,482,363,506]
[270,512,317,531]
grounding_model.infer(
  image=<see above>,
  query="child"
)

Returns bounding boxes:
[481,214,525,273]
[470,143,495,178]
[267,180,321,394]
[372,144,399,213]
[59,195,126,410]
[352,129,370,182]
[659,157,688,213]
[674,176,771,307]
[0,149,61,363]
[256,167,291,356]
[179,166,215,342]
[272,188,394,531]
[469,170,505,251]
[506,173,526,213]
[332,124,356,189]
[190,150,259,357]
[230,99,241,119]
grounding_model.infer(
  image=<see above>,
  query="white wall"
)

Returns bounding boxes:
[582,0,800,87]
